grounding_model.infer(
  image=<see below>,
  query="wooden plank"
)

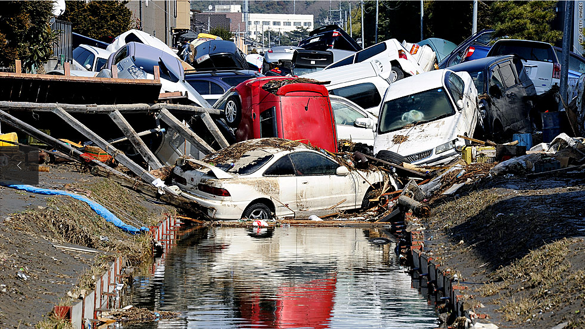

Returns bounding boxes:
[201,112,229,149]
[361,153,431,178]
[64,62,70,76]
[108,110,163,170]
[0,72,160,85]
[15,60,21,74]
[51,107,165,186]
[157,108,215,155]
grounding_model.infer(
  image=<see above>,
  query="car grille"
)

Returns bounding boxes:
[406,149,433,163]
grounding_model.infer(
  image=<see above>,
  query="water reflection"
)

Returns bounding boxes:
[124,227,437,329]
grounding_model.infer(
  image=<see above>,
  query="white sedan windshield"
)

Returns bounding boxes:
[378,87,455,133]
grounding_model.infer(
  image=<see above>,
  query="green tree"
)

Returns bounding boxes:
[60,0,133,41]
[490,0,561,43]
[210,26,233,41]
[0,1,57,72]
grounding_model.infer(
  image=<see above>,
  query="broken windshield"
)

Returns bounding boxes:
[378,87,455,134]
[212,149,274,175]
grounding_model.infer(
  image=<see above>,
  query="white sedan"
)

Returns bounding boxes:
[330,95,376,147]
[171,138,394,220]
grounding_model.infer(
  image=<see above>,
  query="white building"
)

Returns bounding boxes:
[247,13,313,38]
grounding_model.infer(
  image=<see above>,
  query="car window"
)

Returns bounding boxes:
[489,68,505,97]
[114,46,128,65]
[327,55,355,69]
[447,73,464,101]
[329,83,381,110]
[466,70,486,93]
[210,82,224,94]
[263,155,295,176]
[73,47,92,67]
[332,101,366,125]
[379,87,455,133]
[209,55,240,69]
[260,107,278,138]
[497,63,518,89]
[95,58,107,71]
[213,152,274,175]
[188,80,210,94]
[289,152,339,176]
[355,43,386,63]
[222,76,253,86]
[491,42,556,63]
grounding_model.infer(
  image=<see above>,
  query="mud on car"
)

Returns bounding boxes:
[171,138,396,220]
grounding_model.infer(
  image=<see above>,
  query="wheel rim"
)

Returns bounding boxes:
[225,100,237,123]
[248,208,269,219]
[390,70,398,82]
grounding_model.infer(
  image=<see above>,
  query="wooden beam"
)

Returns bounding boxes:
[108,110,163,170]
[15,60,21,74]
[51,107,165,186]
[64,62,70,76]
[0,101,220,115]
[157,108,215,155]
[0,109,133,181]
[201,112,229,149]
[0,108,205,216]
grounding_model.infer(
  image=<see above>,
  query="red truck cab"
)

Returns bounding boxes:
[219,77,339,153]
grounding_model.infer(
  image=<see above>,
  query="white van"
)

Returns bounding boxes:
[374,69,479,166]
[302,59,392,116]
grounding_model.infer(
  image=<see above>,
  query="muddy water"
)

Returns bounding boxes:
[124,226,438,328]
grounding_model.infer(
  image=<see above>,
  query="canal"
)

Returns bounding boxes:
[123,226,438,328]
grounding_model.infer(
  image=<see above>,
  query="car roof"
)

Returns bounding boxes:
[204,138,314,164]
[78,44,112,58]
[448,55,517,72]
[185,69,259,79]
[491,39,553,46]
[121,42,184,80]
[383,69,448,99]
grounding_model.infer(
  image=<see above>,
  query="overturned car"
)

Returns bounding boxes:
[171,138,396,220]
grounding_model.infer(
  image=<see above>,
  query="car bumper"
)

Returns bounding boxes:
[177,189,249,220]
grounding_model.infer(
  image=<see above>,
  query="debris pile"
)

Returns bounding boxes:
[99,306,180,323]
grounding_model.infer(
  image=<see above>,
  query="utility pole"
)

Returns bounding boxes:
[349,1,352,37]
[420,0,423,40]
[472,0,478,35]
[560,0,574,112]
[361,0,364,48]
[375,0,378,44]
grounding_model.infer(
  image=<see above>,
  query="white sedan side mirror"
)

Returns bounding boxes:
[354,117,373,129]
[336,166,349,176]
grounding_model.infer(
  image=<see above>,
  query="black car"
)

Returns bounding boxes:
[449,55,536,141]
[290,49,334,76]
[192,40,250,71]
[298,25,361,52]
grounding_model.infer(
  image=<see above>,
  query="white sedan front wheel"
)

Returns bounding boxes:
[242,203,272,219]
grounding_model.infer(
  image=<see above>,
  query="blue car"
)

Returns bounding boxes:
[439,29,496,69]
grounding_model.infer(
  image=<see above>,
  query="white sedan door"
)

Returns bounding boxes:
[289,152,357,211]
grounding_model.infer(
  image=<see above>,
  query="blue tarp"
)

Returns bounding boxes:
[2,184,149,234]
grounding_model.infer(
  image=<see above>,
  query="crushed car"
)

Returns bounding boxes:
[170,138,396,220]
[374,69,479,166]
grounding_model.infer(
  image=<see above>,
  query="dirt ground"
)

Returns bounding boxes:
[423,169,585,328]
[1,160,584,328]
[0,163,172,328]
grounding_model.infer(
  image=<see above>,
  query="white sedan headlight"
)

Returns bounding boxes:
[435,140,455,155]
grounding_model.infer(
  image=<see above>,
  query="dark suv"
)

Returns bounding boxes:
[184,70,262,105]
[298,25,361,52]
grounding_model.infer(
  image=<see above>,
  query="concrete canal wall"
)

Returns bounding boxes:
[57,213,183,328]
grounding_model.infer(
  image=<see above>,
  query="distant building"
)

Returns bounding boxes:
[247,13,313,38]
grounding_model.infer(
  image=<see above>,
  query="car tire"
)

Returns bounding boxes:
[224,95,242,128]
[361,188,380,210]
[376,150,410,165]
[242,202,272,220]
[391,66,405,82]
